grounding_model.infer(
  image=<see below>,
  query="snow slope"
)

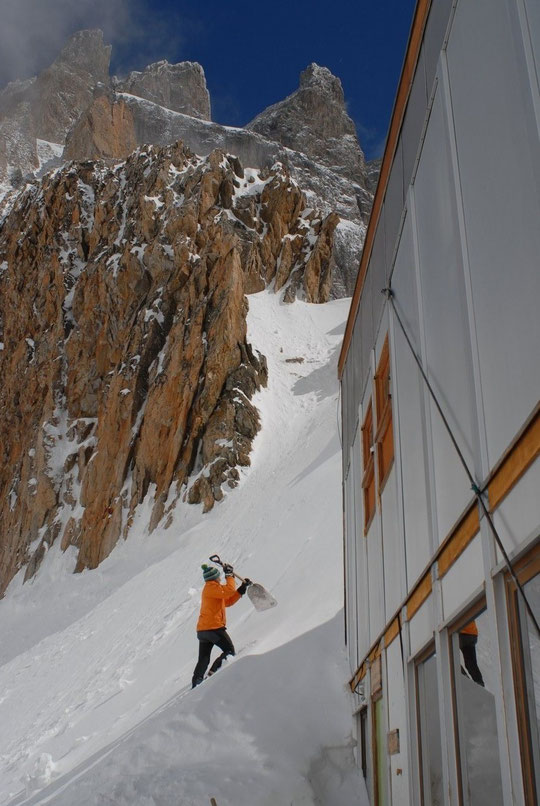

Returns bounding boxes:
[0,291,368,806]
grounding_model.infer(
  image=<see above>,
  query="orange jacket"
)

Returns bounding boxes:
[196,576,241,631]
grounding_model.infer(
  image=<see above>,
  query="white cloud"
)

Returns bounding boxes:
[0,0,186,88]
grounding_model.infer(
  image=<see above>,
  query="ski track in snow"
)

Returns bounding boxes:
[0,291,368,806]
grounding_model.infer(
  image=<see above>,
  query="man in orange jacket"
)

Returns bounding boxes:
[459,620,485,686]
[192,563,251,688]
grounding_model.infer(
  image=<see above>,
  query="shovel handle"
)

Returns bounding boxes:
[209,554,246,584]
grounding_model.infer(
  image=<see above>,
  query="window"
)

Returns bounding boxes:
[374,336,394,491]
[362,400,376,532]
[358,706,368,779]
[371,655,388,805]
[416,649,444,806]
[450,605,504,805]
[506,545,540,804]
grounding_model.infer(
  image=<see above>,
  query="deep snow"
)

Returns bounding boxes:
[0,291,368,806]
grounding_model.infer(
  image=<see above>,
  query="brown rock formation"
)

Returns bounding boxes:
[0,141,337,593]
[32,30,112,143]
[64,93,138,161]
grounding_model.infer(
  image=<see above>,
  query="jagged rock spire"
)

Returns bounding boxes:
[246,63,366,187]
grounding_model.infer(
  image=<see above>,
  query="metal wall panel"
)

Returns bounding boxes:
[370,208,387,338]
[341,357,354,478]
[447,0,540,468]
[360,272,374,396]
[383,140,405,277]
[408,596,434,657]
[367,519,386,642]
[345,454,358,672]
[423,0,453,97]
[413,85,479,543]
[523,0,540,87]
[351,314,363,425]
[492,458,540,556]
[353,429,371,663]
[386,640,410,803]
[381,473,402,619]
[391,211,433,585]
[362,378,385,643]
[440,535,484,620]
[401,48,427,189]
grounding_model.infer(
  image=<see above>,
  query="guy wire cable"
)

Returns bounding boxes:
[382,286,540,638]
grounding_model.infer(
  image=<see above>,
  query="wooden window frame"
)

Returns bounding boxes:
[505,542,540,806]
[374,335,394,493]
[361,400,376,533]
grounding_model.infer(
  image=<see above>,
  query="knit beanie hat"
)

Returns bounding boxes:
[202,564,220,581]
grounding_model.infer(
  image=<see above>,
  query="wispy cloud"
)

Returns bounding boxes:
[0,0,187,88]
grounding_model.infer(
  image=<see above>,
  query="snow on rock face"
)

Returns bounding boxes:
[114,60,211,121]
[0,142,339,593]
[98,93,369,297]
[0,291,368,806]
[0,30,374,294]
[246,63,367,188]
[0,29,111,190]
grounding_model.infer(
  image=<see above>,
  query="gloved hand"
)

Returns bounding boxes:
[223,563,234,577]
[237,578,252,595]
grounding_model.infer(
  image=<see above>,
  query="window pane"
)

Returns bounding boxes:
[521,573,540,792]
[453,610,504,805]
[374,698,388,805]
[417,653,444,806]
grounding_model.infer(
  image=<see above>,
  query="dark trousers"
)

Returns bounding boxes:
[459,633,485,686]
[192,628,235,687]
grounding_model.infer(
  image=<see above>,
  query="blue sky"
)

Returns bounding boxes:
[0,0,416,160]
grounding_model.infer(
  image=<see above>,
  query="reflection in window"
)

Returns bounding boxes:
[417,652,443,805]
[452,609,504,805]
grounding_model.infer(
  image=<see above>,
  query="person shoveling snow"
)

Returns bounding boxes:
[191,562,251,688]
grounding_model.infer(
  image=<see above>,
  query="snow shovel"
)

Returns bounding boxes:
[209,554,277,611]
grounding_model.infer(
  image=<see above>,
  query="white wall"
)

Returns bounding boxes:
[413,84,480,544]
[445,0,540,470]
[391,210,433,586]
[440,534,484,621]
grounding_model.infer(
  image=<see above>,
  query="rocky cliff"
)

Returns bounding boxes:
[0,30,111,188]
[114,61,211,120]
[0,141,338,594]
[247,63,366,187]
[0,31,377,296]
[0,31,211,192]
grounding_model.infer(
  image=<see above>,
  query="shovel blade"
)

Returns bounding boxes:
[247,583,277,611]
